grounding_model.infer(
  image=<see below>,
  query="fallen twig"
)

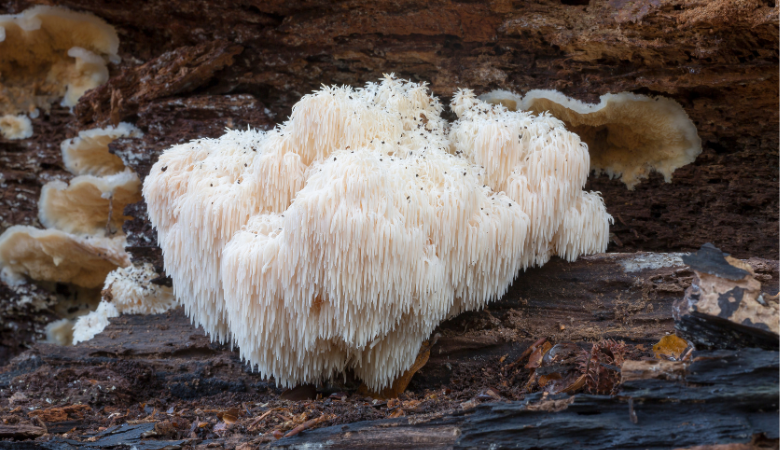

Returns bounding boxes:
[247,409,275,430]
[508,337,547,370]
[283,414,333,438]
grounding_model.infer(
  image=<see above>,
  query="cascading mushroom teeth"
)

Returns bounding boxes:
[144,75,612,391]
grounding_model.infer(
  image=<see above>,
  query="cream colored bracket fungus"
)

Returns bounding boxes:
[39,170,142,236]
[0,6,119,116]
[0,226,129,288]
[480,89,702,189]
[0,122,144,347]
[62,123,143,176]
[144,75,612,391]
[0,114,33,140]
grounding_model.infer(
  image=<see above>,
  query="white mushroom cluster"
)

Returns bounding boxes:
[144,75,612,390]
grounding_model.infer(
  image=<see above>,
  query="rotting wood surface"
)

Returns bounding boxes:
[0,253,776,448]
[265,349,779,449]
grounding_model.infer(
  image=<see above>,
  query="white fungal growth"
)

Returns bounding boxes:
[0,114,33,140]
[101,263,176,315]
[72,263,176,344]
[61,123,143,176]
[38,170,142,236]
[72,302,118,344]
[0,6,120,115]
[144,75,612,391]
[481,89,702,189]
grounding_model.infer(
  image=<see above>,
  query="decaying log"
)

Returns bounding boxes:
[266,349,778,449]
[74,41,244,128]
[0,424,45,440]
[1,252,704,400]
[674,244,780,351]
[0,252,775,448]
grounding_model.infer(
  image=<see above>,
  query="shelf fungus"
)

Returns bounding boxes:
[39,170,142,236]
[0,6,119,116]
[0,122,146,346]
[0,226,129,288]
[0,114,33,140]
[144,75,613,391]
[61,123,143,176]
[481,89,702,189]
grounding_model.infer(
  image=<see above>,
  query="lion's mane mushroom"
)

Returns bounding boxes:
[0,6,119,116]
[481,89,702,189]
[38,170,142,236]
[449,90,611,267]
[144,75,612,390]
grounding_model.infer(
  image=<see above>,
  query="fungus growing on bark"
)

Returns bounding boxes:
[45,318,75,346]
[481,89,702,189]
[72,302,116,344]
[0,6,119,116]
[61,123,143,176]
[72,263,175,343]
[0,226,129,288]
[144,75,612,390]
[478,89,522,112]
[38,170,142,236]
[0,114,32,140]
